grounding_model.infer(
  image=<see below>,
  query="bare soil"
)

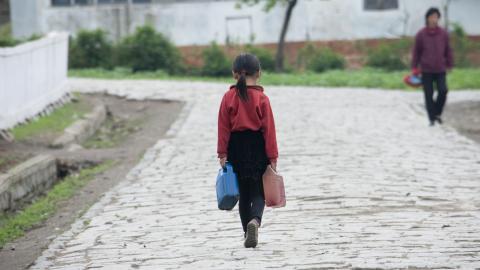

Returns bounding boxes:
[443,100,480,144]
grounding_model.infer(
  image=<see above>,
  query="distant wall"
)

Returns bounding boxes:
[180,36,480,70]
[0,32,69,130]
[9,0,480,45]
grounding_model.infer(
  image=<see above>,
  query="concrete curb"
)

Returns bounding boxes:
[0,155,57,212]
[0,93,72,142]
[50,104,107,149]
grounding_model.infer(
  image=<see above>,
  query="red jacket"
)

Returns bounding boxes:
[411,26,454,73]
[217,85,278,163]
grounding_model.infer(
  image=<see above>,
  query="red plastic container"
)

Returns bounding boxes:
[262,165,286,208]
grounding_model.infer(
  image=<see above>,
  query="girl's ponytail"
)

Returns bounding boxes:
[236,72,248,102]
[232,53,261,102]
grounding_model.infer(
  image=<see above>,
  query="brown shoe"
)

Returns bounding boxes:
[244,219,259,248]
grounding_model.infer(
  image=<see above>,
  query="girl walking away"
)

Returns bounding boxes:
[412,7,454,126]
[217,53,278,248]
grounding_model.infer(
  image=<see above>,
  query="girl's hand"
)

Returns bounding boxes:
[219,157,227,168]
[270,161,277,172]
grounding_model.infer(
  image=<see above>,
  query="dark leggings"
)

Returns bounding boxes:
[422,72,448,122]
[238,175,265,233]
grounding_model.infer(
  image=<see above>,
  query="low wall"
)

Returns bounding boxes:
[0,155,57,212]
[0,32,69,130]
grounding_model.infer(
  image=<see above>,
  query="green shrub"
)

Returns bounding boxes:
[0,36,44,48]
[201,42,231,77]
[69,29,113,69]
[26,34,42,42]
[297,43,317,70]
[0,23,16,47]
[0,36,19,47]
[0,24,36,48]
[450,23,471,68]
[117,25,182,74]
[0,23,11,37]
[297,44,345,73]
[244,44,275,71]
[366,43,406,71]
[307,47,345,73]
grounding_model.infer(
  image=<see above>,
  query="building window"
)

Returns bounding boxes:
[98,0,127,4]
[75,0,91,5]
[364,0,398,11]
[52,0,71,6]
[52,0,93,6]
[52,0,152,6]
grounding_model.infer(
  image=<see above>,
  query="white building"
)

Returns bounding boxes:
[9,0,480,46]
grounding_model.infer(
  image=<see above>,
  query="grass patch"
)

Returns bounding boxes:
[83,116,143,149]
[0,161,114,248]
[69,67,230,83]
[69,67,480,90]
[11,95,91,141]
[0,158,7,169]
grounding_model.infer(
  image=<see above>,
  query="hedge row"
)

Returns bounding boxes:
[69,24,477,75]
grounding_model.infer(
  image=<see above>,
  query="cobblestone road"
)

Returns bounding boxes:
[32,80,480,269]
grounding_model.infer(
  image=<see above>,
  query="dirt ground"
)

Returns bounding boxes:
[444,100,480,144]
[0,93,183,270]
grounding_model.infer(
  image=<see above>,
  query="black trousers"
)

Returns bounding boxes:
[227,130,268,233]
[422,72,448,122]
[237,174,265,233]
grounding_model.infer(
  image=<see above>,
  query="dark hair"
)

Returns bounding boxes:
[425,7,441,25]
[232,53,261,102]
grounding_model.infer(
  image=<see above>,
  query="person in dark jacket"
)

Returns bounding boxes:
[412,7,454,126]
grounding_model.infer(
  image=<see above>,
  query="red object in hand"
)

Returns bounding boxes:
[404,68,422,88]
[263,165,286,208]
[404,74,422,88]
[412,68,421,76]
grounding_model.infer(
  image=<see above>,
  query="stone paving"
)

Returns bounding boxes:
[32,79,480,269]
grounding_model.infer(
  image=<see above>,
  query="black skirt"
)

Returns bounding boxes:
[227,130,269,181]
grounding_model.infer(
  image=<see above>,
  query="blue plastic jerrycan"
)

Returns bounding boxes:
[216,162,240,210]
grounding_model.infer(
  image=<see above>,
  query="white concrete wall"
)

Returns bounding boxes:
[9,0,480,45]
[448,0,480,35]
[9,0,42,39]
[0,32,69,130]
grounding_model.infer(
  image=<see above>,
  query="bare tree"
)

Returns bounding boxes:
[237,0,298,72]
[444,0,454,30]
